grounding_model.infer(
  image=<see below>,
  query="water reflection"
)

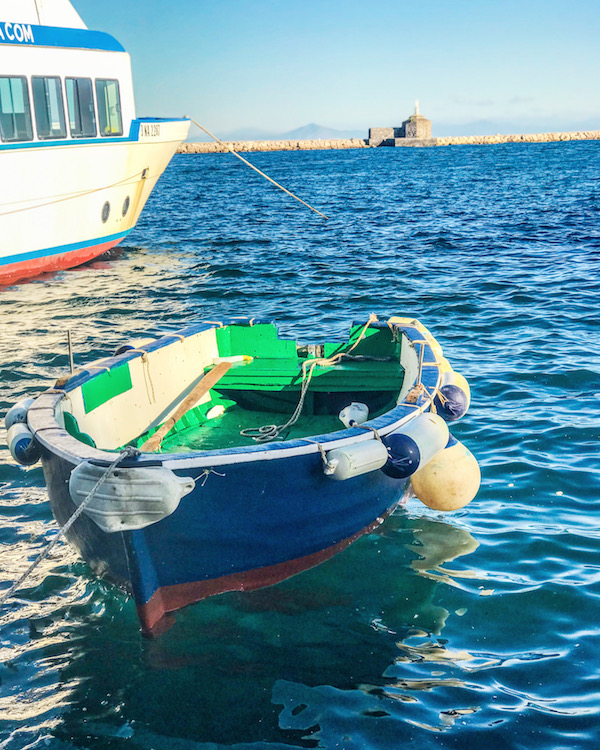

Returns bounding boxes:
[0,509,480,747]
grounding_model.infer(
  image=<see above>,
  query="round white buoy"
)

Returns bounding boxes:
[410,438,480,511]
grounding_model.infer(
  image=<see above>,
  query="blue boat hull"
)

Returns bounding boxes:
[42,446,408,634]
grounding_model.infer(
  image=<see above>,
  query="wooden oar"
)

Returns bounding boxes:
[140,361,232,453]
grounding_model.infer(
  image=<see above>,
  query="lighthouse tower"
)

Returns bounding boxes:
[402,101,432,139]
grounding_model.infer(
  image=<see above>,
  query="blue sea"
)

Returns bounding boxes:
[1,141,600,749]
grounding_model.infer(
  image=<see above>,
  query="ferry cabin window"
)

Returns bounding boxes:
[66,78,96,137]
[0,76,33,142]
[95,79,123,136]
[32,77,67,139]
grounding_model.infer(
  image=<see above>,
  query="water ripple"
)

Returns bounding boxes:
[1,142,600,749]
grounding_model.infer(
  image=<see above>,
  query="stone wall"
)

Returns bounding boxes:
[179,138,368,154]
[435,130,600,146]
[177,130,600,154]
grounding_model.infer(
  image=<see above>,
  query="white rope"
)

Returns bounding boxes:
[190,119,329,220]
[0,446,139,607]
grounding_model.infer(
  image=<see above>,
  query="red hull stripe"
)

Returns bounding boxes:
[137,512,393,636]
[0,237,125,285]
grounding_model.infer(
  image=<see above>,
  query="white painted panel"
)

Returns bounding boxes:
[62,328,221,449]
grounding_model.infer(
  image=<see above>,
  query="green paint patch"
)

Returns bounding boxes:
[63,412,96,447]
[216,323,296,358]
[82,364,132,414]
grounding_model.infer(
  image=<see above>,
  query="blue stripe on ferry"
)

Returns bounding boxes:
[0,230,131,268]
[0,118,189,152]
[0,23,124,52]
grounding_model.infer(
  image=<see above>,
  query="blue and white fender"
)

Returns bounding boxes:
[382,412,449,479]
[410,434,480,511]
[7,422,42,466]
[433,361,471,422]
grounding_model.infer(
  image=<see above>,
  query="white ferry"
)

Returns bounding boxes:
[0,0,190,285]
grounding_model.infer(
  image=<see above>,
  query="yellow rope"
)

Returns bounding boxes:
[190,119,329,220]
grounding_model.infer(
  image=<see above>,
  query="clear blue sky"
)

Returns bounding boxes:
[74,0,599,137]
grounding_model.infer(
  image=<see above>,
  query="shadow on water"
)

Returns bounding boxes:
[0,511,480,749]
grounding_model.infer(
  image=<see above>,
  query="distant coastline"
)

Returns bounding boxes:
[178,130,600,154]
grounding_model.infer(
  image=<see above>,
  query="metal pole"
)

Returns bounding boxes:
[68,330,74,374]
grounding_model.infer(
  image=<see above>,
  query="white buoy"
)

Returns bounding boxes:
[410,437,480,511]
[338,402,369,428]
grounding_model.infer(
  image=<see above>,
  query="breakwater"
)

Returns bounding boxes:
[179,129,599,153]
[179,138,368,154]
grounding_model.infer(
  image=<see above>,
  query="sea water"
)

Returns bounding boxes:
[1,142,599,749]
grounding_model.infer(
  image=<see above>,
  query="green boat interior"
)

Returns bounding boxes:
[62,322,407,453]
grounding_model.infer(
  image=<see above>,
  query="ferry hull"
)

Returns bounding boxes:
[0,120,189,285]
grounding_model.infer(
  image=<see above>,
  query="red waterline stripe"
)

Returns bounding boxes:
[0,238,124,285]
[137,509,396,636]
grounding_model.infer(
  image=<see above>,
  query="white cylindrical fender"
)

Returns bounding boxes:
[7,422,41,466]
[434,369,471,422]
[69,461,196,532]
[5,398,35,430]
[324,439,389,480]
[382,412,449,479]
[410,436,480,511]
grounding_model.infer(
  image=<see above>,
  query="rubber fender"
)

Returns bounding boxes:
[325,439,389,480]
[382,412,449,479]
[411,436,480,511]
[5,398,35,430]
[69,462,196,532]
[434,369,471,422]
[7,422,41,466]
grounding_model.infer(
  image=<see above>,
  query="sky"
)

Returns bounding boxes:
[73,0,599,138]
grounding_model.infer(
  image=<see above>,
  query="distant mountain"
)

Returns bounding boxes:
[279,123,364,140]
[186,123,366,143]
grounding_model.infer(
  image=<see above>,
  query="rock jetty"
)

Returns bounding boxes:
[178,138,368,154]
[435,130,600,146]
[178,130,599,154]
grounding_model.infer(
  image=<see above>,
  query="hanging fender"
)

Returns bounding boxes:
[382,412,449,479]
[7,422,41,466]
[433,364,471,422]
[69,461,196,532]
[5,398,35,431]
[410,434,481,511]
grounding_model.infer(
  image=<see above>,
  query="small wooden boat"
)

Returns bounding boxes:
[6,315,480,634]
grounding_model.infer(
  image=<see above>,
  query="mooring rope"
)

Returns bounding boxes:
[0,445,139,607]
[190,119,329,219]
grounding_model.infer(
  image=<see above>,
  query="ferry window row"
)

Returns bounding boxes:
[0,76,123,143]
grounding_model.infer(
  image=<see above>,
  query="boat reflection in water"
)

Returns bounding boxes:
[0,509,481,746]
